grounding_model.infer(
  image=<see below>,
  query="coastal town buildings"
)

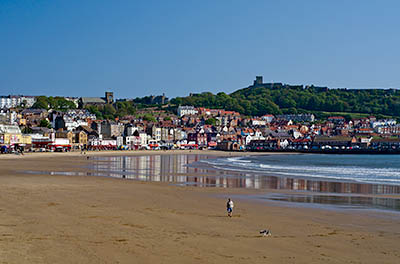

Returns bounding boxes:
[2,90,400,153]
[0,95,36,109]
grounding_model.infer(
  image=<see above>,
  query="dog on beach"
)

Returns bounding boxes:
[260,229,271,237]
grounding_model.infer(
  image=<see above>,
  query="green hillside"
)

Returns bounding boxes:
[171,83,400,119]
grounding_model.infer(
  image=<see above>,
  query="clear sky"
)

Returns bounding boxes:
[1,0,399,99]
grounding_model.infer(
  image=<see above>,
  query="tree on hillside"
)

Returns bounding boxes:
[32,96,49,110]
[21,126,33,134]
[143,114,157,122]
[39,119,52,129]
[115,101,136,117]
[32,96,76,110]
[205,118,217,126]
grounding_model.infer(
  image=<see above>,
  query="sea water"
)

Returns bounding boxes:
[198,154,400,186]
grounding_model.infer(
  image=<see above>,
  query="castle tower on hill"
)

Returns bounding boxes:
[253,76,263,86]
[105,92,114,104]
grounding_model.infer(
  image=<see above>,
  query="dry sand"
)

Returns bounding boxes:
[0,150,399,263]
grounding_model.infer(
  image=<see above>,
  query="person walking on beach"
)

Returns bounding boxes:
[226,198,234,217]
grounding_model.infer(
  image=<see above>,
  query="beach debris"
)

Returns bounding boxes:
[260,229,272,237]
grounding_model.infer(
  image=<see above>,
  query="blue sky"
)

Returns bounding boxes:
[1,0,399,98]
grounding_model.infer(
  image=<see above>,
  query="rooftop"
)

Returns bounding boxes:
[81,97,106,104]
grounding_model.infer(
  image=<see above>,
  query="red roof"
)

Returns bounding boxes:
[291,138,311,143]
[328,116,345,120]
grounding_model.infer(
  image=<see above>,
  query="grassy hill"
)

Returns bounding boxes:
[171,83,400,119]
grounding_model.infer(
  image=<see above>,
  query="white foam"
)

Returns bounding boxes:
[226,157,252,163]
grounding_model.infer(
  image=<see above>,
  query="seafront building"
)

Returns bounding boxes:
[0,124,31,151]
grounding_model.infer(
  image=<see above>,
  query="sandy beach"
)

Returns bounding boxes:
[0,150,399,263]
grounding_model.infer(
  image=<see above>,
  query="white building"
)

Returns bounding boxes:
[0,97,14,109]
[125,136,137,147]
[246,131,265,145]
[251,119,267,126]
[64,119,88,131]
[177,106,198,117]
[261,114,275,123]
[277,114,315,123]
[0,110,18,124]
[65,109,96,120]
[116,136,124,147]
[139,132,148,146]
[371,119,397,128]
[21,96,36,107]
[150,126,161,142]
[0,124,22,134]
[89,138,117,147]
[64,97,80,108]
[0,95,36,109]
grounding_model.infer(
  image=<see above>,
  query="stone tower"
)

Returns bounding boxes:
[254,76,263,86]
[105,92,114,104]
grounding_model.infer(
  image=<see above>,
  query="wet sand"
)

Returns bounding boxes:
[0,151,399,263]
[0,149,274,159]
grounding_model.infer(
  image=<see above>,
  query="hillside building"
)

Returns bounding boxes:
[177,106,198,117]
[0,95,36,109]
[79,92,114,108]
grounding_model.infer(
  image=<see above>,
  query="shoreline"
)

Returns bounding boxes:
[1,151,400,263]
[0,149,281,160]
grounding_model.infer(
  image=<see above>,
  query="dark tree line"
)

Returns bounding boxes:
[32,96,76,110]
[85,101,136,120]
[171,86,400,118]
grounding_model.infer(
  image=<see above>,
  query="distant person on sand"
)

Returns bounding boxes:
[226,198,234,217]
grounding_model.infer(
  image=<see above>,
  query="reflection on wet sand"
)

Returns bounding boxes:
[22,154,400,211]
[90,154,400,195]
[88,154,400,212]
[253,193,400,212]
